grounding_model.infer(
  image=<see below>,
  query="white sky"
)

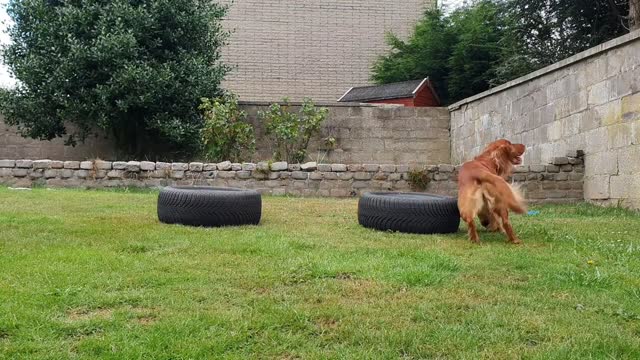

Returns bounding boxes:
[0,0,467,89]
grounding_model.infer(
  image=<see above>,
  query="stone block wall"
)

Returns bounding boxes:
[220,0,435,102]
[0,156,584,203]
[243,103,451,165]
[449,30,640,209]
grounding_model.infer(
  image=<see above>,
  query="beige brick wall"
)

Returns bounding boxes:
[221,0,435,102]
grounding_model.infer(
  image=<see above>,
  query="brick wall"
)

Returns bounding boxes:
[449,30,640,209]
[220,0,435,102]
[0,157,584,203]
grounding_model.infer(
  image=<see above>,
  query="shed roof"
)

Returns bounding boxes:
[338,78,431,102]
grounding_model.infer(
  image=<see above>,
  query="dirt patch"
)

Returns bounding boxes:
[66,308,113,322]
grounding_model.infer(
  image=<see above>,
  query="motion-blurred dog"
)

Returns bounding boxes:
[457,139,527,244]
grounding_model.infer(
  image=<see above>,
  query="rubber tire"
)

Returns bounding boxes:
[158,186,261,227]
[358,192,460,234]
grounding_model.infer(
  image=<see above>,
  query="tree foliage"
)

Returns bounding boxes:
[373,0,631,105]
[0,0,229,158]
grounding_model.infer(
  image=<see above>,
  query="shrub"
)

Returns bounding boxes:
[0,0,229,158]
[407,168,431,191]
[259,98,328,163]
[199,94,255,162]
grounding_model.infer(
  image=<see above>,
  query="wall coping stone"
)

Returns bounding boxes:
[449,29,640,110]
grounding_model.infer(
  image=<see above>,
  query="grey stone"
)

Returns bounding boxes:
[50,161,64,169]
[126,161,141,172]
[546,165,560,173]
[198,163,214,171]
[292,171,308,180]
[94,161,112,170]
[236,170,252,179]
[561,164,573,172]
[140,161,156,171]
[32,160,52,169]
[555,172,569,181]
[0,160,15,168]
[438,164,455,172]
[434,173,449,181]
[363,164,379,172]
[570,173,584,181]
[217,171,236,179]
[257,162,270,171]
[44,169,58,179]
[530,165,546,173]
[514,165,529,173]
[301,162,317,171]
[552,157,569,165]
[309,172,323,180]
[60,169,74,178]
[12,168,28,177]
[331,163,348,172]
[75,170,90,179]
[189,162,204,172]
[271,161,288,171]
[242,163,256,171]
[396,165,410,173]
[16,160,33,168]
[336,172,353,180]
[171,171,185,179]
[112,161,127,170]
[288,164,301,171]
[322,172,338,180]
[64,161,80,169]
[354,172,372,180]
[80,161,93,170]
[169,162,188,171]
[156,162,171,170]
[231,163,242,171]
[317,164,332,172]
[107,170,124,179]
[217,161,232,171]
[380,164,396,173]
[347,164,363,172]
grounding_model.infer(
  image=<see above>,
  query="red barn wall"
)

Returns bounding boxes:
[367,97,414,106]
[364,86,439,107]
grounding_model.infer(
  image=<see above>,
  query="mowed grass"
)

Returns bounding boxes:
[1,188,640,359]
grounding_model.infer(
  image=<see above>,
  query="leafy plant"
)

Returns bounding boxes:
[259,98,328,163]
[408,168,431,191]
[199,93,255,162]
[0,0,230,158]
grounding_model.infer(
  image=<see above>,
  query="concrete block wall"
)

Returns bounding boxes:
[220,0,435,102]
[242,103,451,165]
[449,30,640,209]
[0,157,583,203]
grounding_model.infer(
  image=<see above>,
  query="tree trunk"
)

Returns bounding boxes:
[631,0,640,31]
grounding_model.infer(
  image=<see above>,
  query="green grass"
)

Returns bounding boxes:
[1,187,640,359]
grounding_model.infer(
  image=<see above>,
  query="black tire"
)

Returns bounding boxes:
[358,192,460,234]
[158,187,261,227]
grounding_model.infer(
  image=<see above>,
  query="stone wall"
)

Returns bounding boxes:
[449,30,640,208]
[220,0,434,102]
[0,104,451,164]
[0,118,117,160]
[0,156,584,203]
[243,103,451,165]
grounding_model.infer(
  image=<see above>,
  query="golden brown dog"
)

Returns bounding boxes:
[457,139,527,244]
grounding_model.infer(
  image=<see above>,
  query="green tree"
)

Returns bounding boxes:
[372,1,507,104]
[0,0,229,158]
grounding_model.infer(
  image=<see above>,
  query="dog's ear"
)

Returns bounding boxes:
[490,144,511,172]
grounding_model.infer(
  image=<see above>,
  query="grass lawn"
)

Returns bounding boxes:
[1,187,640,359]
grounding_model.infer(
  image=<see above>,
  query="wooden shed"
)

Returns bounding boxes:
[337,78,440,107]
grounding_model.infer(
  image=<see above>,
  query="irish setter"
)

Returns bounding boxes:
[457,139,527,244]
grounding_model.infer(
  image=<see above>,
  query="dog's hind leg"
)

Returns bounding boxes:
[495,208,521,244]
[458,187,483,243]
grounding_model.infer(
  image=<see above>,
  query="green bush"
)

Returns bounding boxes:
[0,0,229,158]
[199,94,255,162]
[259,98,328,163]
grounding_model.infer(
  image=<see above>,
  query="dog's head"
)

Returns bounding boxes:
[482,139,526,173]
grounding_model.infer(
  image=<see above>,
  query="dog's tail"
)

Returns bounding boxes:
[473,171,527,214]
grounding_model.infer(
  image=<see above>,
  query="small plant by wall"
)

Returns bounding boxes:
[407,168,431,191]
[200,93,256,162]
[259,98,328,163]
